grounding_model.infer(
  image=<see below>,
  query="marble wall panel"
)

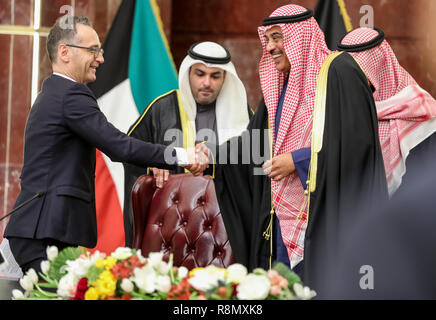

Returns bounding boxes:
[40,0,72,28]
[0,34,11,238]
[0,34,32,237]
[14,0,31,25]
[0,0,12,24]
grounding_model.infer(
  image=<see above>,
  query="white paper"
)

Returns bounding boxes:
[0,239,23,280]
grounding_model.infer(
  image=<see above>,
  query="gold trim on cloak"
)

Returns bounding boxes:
[303,52,344,227]
[262,118,274,270]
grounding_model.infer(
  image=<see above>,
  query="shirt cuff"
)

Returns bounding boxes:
[292,148,311,189]
[174,147,188,167]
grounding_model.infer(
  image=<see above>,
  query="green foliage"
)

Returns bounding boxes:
[205,284,234,300]
[48,247,84,281]
[86,265,104,283]
[272,262,302,288]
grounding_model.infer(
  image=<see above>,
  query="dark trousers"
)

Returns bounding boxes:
[7,237,72,276]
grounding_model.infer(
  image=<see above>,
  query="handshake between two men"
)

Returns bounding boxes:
[155,142,210,188]
[157,144,298,188]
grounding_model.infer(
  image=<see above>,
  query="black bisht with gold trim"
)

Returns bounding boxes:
[303,52,388,296]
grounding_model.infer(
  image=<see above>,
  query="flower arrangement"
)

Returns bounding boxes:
[12,246,316,300]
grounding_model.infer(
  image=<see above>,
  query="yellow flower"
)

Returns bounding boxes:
[95,259,106,269]
[95,270,117,299]
[95,257,117,270]
[103,257,117,270]
[84,287,99,300]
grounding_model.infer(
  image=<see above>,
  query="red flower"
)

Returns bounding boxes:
[72,278,88,300]
[110,256,146,280]
[121,294,132,300]
[128,255,144,269]
[231,283,238,296]
[167,278,196,300]
[111,264,132,280]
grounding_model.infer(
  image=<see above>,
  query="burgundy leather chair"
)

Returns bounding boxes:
[131,173,235,269]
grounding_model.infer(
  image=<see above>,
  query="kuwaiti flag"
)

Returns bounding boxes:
[314,0,353,50]
[87,0,178,253]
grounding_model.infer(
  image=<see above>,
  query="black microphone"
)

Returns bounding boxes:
[0,191,45,222]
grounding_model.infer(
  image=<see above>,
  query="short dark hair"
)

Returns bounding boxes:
[46,15,93,63]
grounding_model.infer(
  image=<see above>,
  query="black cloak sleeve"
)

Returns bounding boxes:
[212,99,273,271]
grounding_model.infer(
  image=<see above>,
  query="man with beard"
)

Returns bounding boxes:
[256,5,390,293]
[210,5,388,292]
[123,41,251,247]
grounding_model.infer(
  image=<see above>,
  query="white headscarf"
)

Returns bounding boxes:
[178,41,249,143]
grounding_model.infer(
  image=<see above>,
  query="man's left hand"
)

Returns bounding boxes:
[150,167,170,188]
[262,152,295,181]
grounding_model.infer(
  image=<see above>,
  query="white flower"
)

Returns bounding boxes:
[120,278,134,293]
[65,257,93,278]
[148,252,164,268]
[90,250,106,261]
[46,246,58,261]
[111,247,132,260]
[19,275,34,292]
[156,261,170,275]
[156,275,171,293]
[57,273,78,298]
[178,266,189,279]
[293,283,316,300]
[188,272,214,292]
[144,252,170,274]
[226,264,248,284]
[12,289,25,300]
[135,250,147,264]
[133,265,157,293]
[40,261,50,275]
[26,268,39,284]
[188,266,226,292]
[205,265,227,280]
[236,274,271,300]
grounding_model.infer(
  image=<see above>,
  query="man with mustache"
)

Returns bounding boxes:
[256,5,388,292]
[205,5,388,291]
[3,15,208,275]
[123,41,251,247]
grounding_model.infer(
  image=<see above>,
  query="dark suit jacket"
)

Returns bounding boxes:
[4,74,176,248]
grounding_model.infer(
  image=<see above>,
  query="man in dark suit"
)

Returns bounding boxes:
[3,15,208,275]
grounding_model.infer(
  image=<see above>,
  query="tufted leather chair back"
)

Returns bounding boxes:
[131,173,235,269]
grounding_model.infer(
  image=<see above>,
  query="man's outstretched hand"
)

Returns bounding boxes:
[153,143,210,187]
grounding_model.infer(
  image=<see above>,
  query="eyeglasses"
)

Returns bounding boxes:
[65,44,104,58]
